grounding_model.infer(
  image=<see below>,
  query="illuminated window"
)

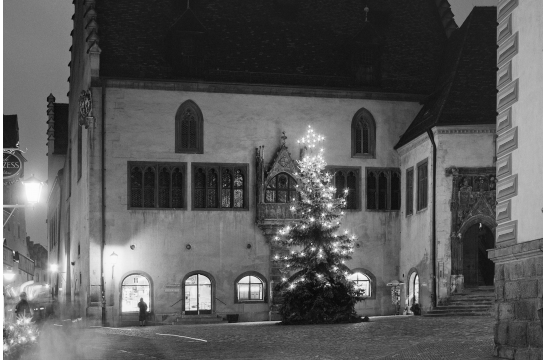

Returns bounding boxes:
[121,274,151,313]
[184,273,213,314]
[265,172,297,203]
[237,276,263,301]
[234,272,267,303]
[348,272,371,297]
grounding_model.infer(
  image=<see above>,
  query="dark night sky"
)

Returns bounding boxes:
[2,0,495,247]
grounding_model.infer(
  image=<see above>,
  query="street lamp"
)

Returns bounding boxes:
[3,269,16,282]
[3,174,44,228]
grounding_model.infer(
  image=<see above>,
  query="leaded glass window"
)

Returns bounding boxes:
[192,164,248,210]
[175,100,203,154]
[128,162,186,209]
[406,168,414,216]
[265,173,298,203]
[352,108,376,158]
[366,168,401,211]
[417,160,428,211]
[327,167,360,210]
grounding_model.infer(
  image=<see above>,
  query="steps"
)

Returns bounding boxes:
[173,314,226,325]
[424,286,495,317]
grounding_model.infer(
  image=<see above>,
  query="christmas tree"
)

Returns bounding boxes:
[273,126,361,324]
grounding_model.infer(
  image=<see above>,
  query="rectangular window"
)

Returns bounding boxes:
[128,162,187,209]
[77,126,82,181]
[192,163,248,210]
[326,166,361,210]
[417,160,428,211]
[366,168,401,211]
[406,168,414,216]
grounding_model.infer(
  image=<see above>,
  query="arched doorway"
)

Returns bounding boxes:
[183,273,213,315]
[462,223,495,287]
[407,271,420,307]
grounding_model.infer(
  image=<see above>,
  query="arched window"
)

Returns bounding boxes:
[183,272,214,314]
[348,268,376,299]
[234,272,267,303]
[265,172,298,203]
[175,100,203,154]
[121,274,151,313]
[329,167,360,210]
[351,108,376,158]
[348,272,371,297]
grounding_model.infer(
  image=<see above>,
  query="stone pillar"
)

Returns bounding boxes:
[488,239,543,360]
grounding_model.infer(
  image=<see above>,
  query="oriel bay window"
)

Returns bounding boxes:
[192,163,248,210]
[326,166,360,210]
[265,172,298,203]
[366,168,401,211]
[128,162,186,209]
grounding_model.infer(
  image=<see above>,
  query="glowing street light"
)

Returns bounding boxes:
[3,269,16,282]
[3,174,44,228]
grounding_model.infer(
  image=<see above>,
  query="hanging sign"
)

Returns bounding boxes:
[3,151,23,181]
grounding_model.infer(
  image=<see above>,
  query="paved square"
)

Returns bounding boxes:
[22,316,496,359]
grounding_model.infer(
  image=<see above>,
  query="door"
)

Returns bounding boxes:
[462,223,495,287]
[184,274,212,315]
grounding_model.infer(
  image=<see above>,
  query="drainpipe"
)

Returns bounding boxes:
[101,83,106,325]
[426,129,437,308]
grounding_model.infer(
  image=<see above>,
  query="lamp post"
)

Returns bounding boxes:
[3,174,44,228]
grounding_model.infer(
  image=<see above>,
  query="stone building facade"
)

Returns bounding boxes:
[45,1,539,343]
[487,0,543,359]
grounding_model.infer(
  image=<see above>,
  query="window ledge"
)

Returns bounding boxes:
[235,300,267,304]
[128,208,187,211]
[366,209,400,212]
[352,154,375,159]
[416,207,428,214]
[192,208,249,211]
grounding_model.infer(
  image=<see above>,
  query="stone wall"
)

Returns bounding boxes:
[489,238,543,359]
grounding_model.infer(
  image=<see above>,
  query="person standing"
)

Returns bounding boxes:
[15,292,32,319]
[137,298,148,326]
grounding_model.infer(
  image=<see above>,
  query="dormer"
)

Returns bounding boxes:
[347,7,384,87]
[165,6,207,78]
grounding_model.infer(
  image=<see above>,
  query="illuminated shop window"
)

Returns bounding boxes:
[121,274,151,313]
[237,276,264,301]
[348,272,371,297]
[184,274,212,314]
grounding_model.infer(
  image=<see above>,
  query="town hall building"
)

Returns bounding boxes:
[45,0,541,357]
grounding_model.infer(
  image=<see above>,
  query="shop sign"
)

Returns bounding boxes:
[3,152,23,181]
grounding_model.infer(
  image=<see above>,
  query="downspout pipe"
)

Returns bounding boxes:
[101,83,106,325]
[426,129,437,308]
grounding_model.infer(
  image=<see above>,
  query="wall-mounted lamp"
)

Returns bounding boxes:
[130,245,135,250]
[186,244,191,250]
[3,269,15,282]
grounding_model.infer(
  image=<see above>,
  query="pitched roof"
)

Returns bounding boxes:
[394,7,497,149]
[96,0,447,94]
[3,115,19,148]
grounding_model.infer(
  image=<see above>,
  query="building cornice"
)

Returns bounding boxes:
[433,124,496,135]
[92,77,428,102]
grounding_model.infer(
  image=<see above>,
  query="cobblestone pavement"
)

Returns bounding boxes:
[22,316,497,360]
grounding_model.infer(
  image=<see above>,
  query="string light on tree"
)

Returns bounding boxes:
[273,125,361,324]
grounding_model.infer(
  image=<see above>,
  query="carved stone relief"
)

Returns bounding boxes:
[446,167,496,277]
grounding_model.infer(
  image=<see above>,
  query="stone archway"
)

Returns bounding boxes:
[461,220,495,287]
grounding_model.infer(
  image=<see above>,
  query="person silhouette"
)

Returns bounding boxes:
[137,298,148,326]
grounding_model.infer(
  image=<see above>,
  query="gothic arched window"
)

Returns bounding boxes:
[129,162,186,209]
[193,164,248,210]
[175,100,203,154]
[351,108,376,158]
[265,173,298,203]
[328,166,360,210]
[366,168,401,211]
